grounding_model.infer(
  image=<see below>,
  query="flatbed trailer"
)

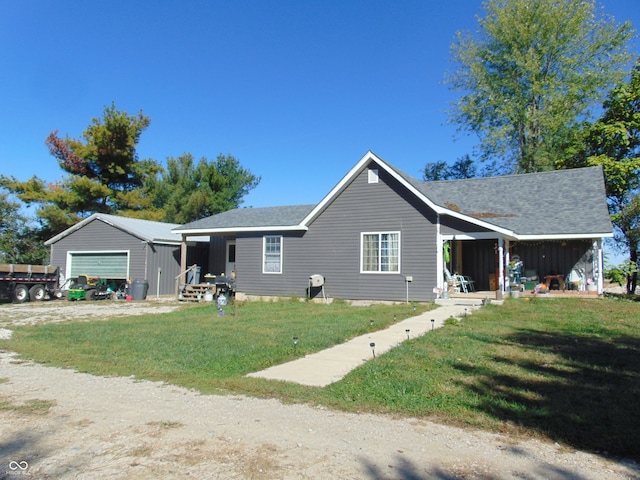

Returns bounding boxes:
[0,264,62,303]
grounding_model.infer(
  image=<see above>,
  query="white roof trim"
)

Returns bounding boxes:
[172,225,309,235]
[514,232,613,240]
[300,150,517,237]
[45,213,103,245]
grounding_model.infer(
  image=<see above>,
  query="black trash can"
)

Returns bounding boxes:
[131,279,149,300]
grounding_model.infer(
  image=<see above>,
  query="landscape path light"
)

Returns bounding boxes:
[405,329,410,339]
[431,318,435,330]
[293,336,299,353]
[370,342,376,358]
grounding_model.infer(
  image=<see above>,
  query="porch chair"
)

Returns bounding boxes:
[444,268,466,293]
[460,274,475,292]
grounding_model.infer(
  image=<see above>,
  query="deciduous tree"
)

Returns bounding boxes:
[447,0,633,173]
[560,60,640,293]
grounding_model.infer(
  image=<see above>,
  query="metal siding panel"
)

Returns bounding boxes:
[145,243,182,296]
[236,166,439,301]
[69,253,128,277]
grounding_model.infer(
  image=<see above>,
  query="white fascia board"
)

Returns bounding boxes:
[300,151,517,237]
[441,232,513,241]
[172,225,308,235]
[300,151,376,225]
[44,213,99,245]
[514,232,614,240]
[301,151,450,226]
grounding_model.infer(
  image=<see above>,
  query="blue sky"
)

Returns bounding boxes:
[1,0,639,213]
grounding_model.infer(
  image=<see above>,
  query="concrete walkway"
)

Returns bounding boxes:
[246,298,486,387]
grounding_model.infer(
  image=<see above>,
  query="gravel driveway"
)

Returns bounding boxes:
[0,300,638,479]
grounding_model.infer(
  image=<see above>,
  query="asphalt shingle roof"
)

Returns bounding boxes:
[173,158,612,238]
[176,204,317,231]
[411,166,613,236]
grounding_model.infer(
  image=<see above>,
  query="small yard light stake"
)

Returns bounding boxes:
[405,329,410,339]
[393,314,397,322]
[293,336,299,353]
[431,318,435,330]
[370,342,376,358]
[370,319,374,327]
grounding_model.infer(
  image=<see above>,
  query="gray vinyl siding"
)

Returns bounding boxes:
[236,164,440,301]
[441,216,494,236]
[48,218,183,295]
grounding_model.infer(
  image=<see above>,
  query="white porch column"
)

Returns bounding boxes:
[498,238,505,294]
[595,239,604,295]
[504,240,511,292]
[436,214,443,290]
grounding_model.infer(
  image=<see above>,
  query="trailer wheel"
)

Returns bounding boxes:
[13,284,29,303]
[29,284,46,302]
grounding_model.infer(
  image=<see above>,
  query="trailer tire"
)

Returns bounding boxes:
[13,284,29,303]
[29,284,46,302]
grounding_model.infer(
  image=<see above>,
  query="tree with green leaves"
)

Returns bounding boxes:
[150,153,261,224]
[423,155,478,181]
[559,60,640,293]
[447,0,634,174]
[0,191,48,264]
[0,103,157,236]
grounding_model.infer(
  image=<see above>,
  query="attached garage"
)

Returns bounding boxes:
[46,214,209,296]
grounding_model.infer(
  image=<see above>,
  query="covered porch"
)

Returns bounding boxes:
[440,236,606,297]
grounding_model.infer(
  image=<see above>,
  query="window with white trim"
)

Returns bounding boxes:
[368,168,379,183]
[263,235,283,273]
[361,232,400,273]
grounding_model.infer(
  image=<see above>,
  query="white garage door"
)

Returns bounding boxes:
[69,252,129,279]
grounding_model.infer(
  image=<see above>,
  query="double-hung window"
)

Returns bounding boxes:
[263,235,283,273]
[361,232,400,273]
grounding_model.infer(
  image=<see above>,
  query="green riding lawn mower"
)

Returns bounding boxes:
[67,275,117,301]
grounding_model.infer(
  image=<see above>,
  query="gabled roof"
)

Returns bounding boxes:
[172,204,316,234]
[414,166,613,238]
[172,151,613,240]
[45,213,186,246]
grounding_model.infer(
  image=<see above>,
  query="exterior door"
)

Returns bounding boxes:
[225,240,236,278]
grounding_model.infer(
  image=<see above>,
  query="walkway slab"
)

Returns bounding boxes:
[246,302,482,387]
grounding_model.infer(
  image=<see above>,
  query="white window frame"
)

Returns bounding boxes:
[360,231,400,273]
[368,168,379,184]
[263,235,283,274]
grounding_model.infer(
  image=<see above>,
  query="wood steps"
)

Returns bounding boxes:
[178,284,213,302]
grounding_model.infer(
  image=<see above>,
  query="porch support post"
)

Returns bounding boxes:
[498,238,505,295]
[436,214,443,290]
[595,238,604,295]
[504,239,510,292]
[180,236,187,273]
[177,236,187,298]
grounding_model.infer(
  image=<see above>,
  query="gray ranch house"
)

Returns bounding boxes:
[173,151,613,302]
[46,213,208,296]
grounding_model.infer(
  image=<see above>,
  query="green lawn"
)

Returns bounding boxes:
[2,297,639,458]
